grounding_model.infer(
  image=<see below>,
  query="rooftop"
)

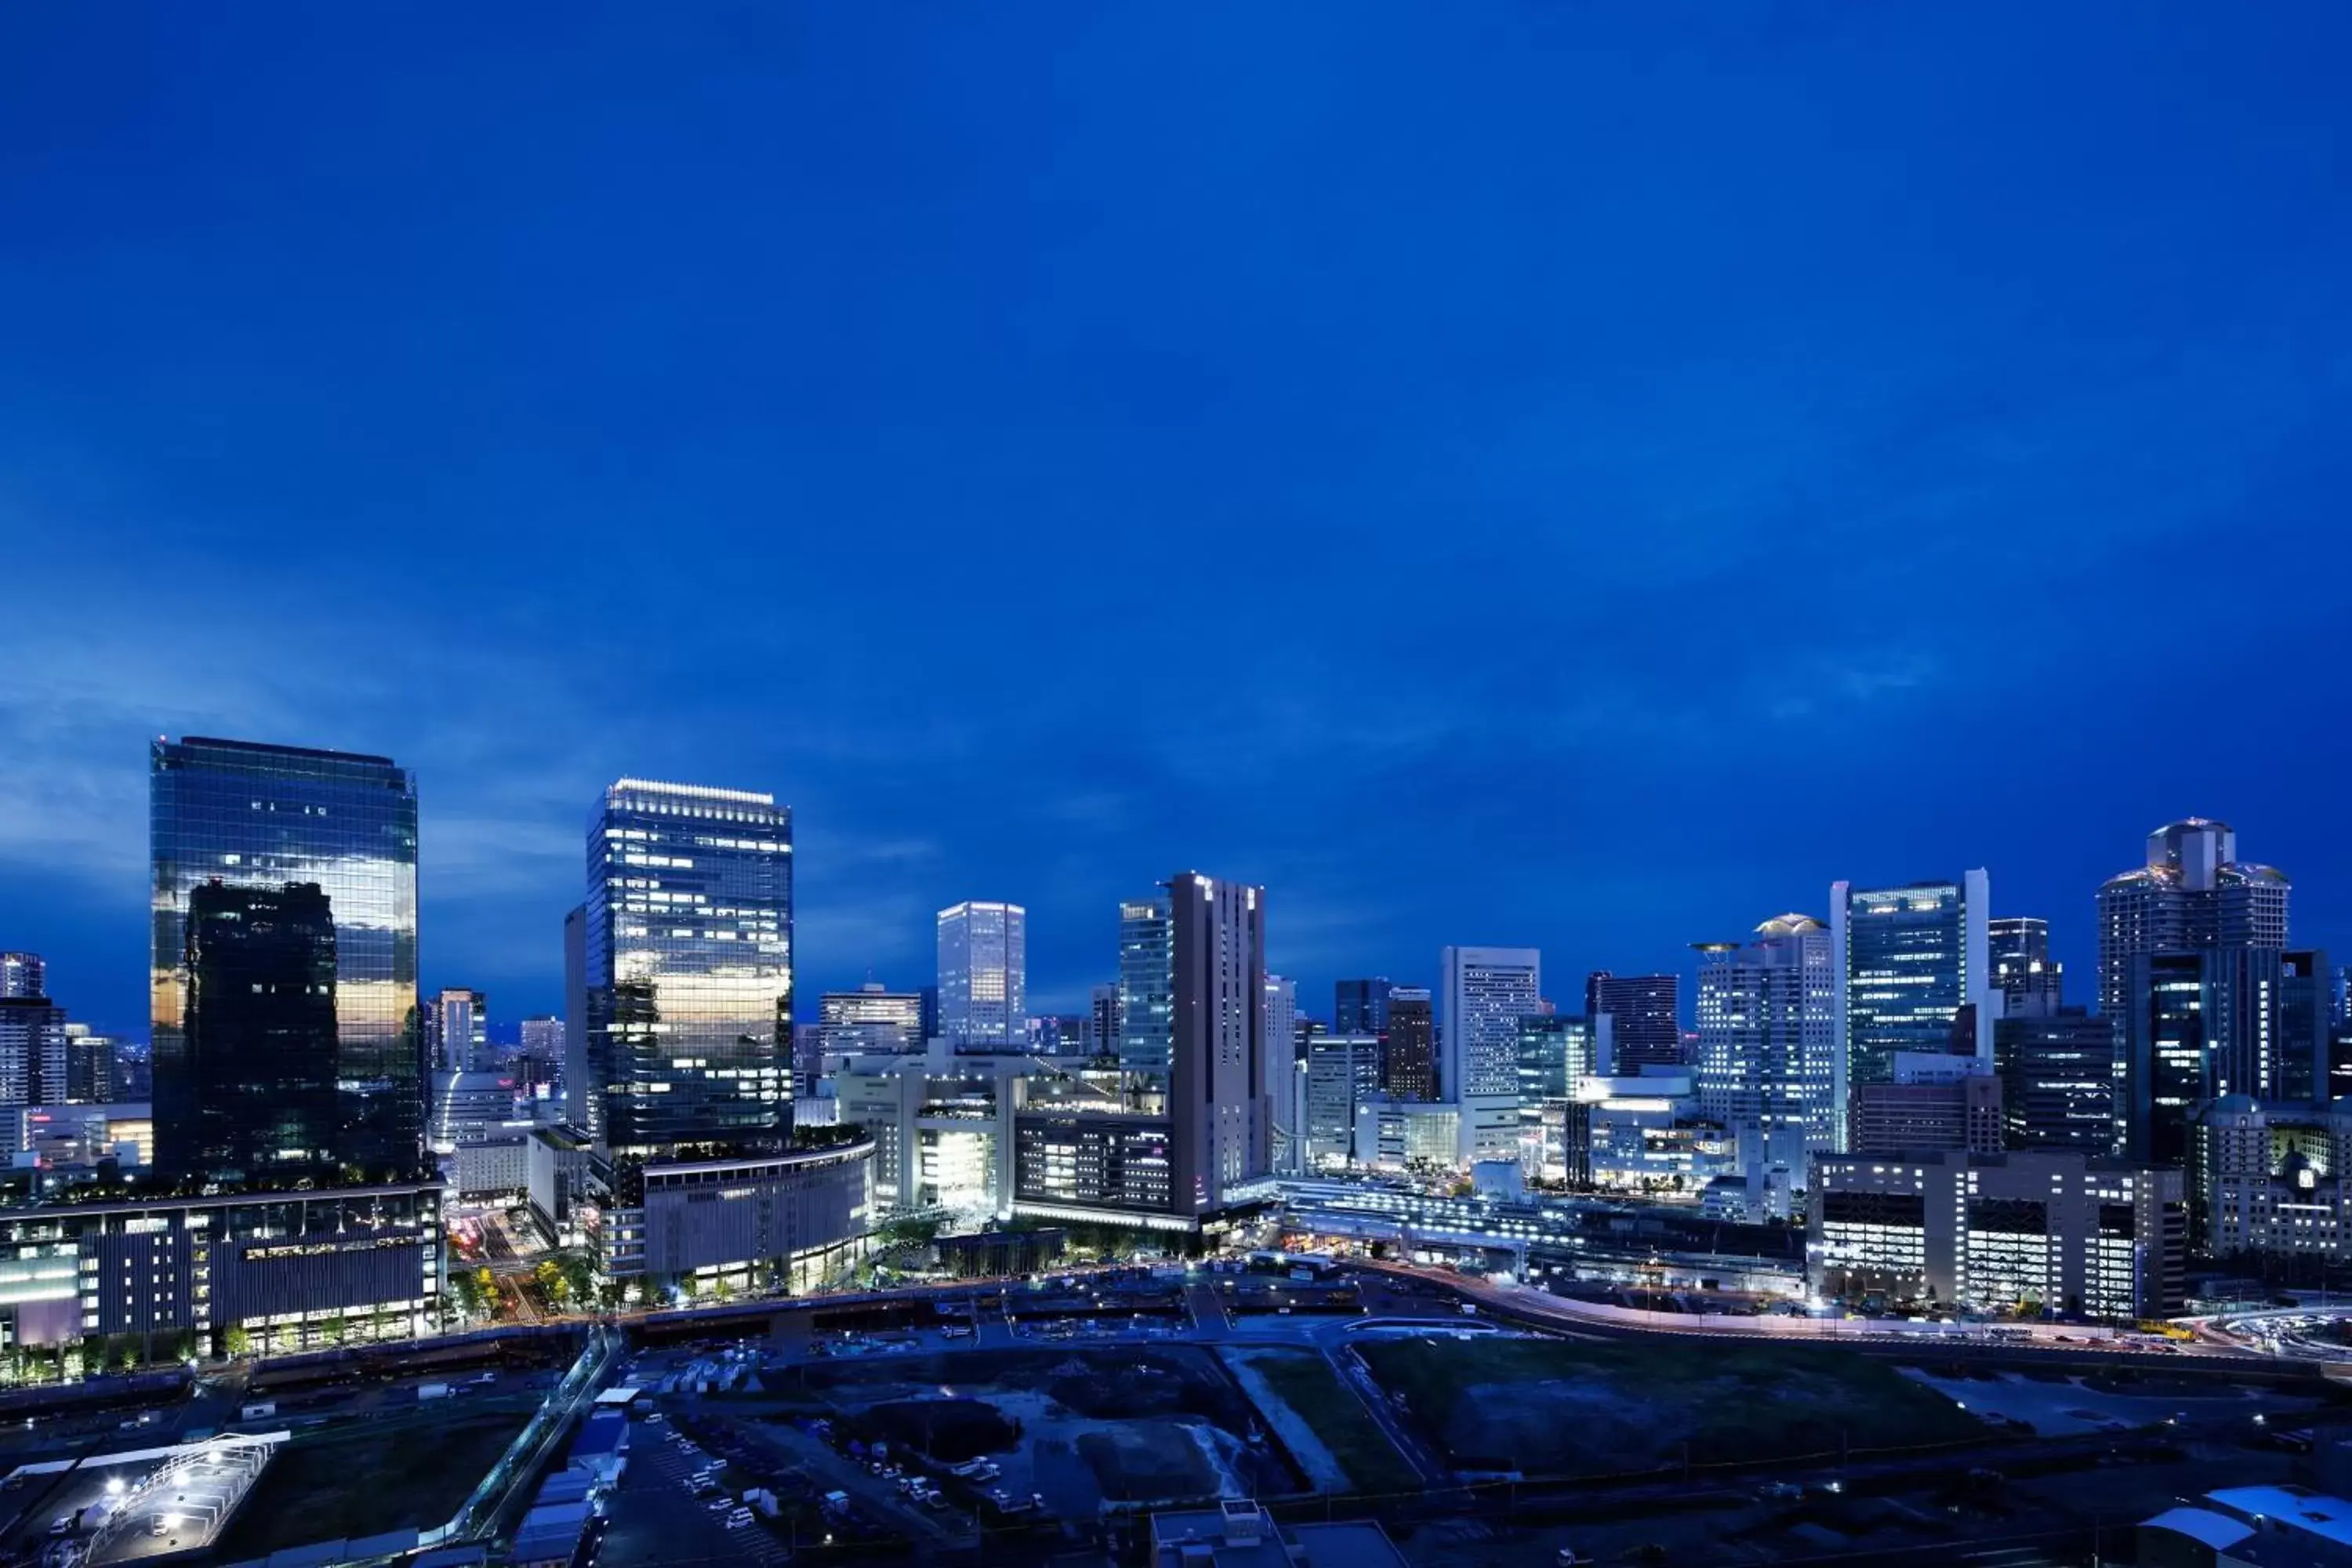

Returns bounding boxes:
[2208,1486,2352,1548]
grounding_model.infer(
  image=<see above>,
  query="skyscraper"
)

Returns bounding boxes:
[1994,1007,2114,1152]
[151,736,422,1184]
[936,902,1026,1051]
[177,880,342,1178]
[1515,1014,1595,1160]
[1693,914,1838,1171]
[1584,972,1682,1071]
[1441,946,1541,1162]
[583,778,793,1161]
[1830,872,1991,1138]
[427,987,489,1073]
[521,1014,564,1059]
[1385,986,1436,1100]
[818,985,924,1056]
[1263,975,1298,1175]
[1109,876,1269,1210]
[1334,978,1392,1037]
[2097,819,2289,1022]
[1087,982,1123,1061]
[0,953,44,1000]
[0,952,65,1105]
[0,994,67,1107]
[1987,916,2063,1018]
[1117,897,1174,1077]
[2121,947,2332,1166]
[562,903,590,1134]
[1161,874,1269,1210]
[1304,1030,1379,1169]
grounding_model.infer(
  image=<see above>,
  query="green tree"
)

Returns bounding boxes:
[320,1313,347,1345]
[535,1259,572,1307]
[878,1216,942,1250]
[223,1325,252,1359]
[712,1278,735,1303]
[557,1250,597,1305]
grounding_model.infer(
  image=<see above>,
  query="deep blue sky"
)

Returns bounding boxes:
[4,5,2350,1040]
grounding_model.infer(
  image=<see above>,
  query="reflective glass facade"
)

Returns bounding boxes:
[151,738,421,1185]
[1116,896,1174,1076]
[1334,978,1392,1037]
[1832,874,1988,1102]
[585,779,793,1163]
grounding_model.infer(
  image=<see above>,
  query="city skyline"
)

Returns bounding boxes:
[6,734,2347,1047]
[5,8,2351,1040]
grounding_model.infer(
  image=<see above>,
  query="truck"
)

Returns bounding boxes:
[239,1402,277,1421]
[418,1383,452,1401]
[744,1488,780,1519]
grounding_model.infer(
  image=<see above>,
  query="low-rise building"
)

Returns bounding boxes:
[1010,1111,1180,1228]
[0,1179,444,1354]
[1351,1098,1461,1172]
[593,1139,872,1297]
[1576,1071,1734,1192]
[2137,1486,2352,1567]
[833,1053,1023,1218]
[1809,1149,2184,1319]
[13,1102,151,1168]
[1150,1501,1409,1568]
[447,1134,531,1199]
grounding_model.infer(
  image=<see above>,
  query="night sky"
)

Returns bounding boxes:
[4,5,2349,1040]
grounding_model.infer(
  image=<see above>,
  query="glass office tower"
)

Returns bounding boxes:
[1830,873,1991,1138]
[1117,896,1174,1077]
[583,779,793,1162]
[936,902,1026,1051]
[151,737,421,1185]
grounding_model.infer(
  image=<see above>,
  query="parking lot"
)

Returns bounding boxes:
[597,1410,789,1568]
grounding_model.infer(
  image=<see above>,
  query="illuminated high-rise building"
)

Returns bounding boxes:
[0,953,44,1000]
[1987,916,2063,1018]
[1441,946,1541,1162]
[818,985,924,1057]
[1585,972,1682,1071]
[1264,975,1298,1174]
[2098,819,2289,1022]
[426,987,490,1073]
[151,736,422,1184]
[1114,873,1269,1211]
[1087,983,1123,1060]
[1695,914,1838,1169]
[583,778,793,1161]
[1384,987,1435,1099]
[937,902,1025,1051]
[1830,873,1991,1137]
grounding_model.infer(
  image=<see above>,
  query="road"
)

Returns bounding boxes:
[453,1324,623,1545]
[1362,1261,2270,1361]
